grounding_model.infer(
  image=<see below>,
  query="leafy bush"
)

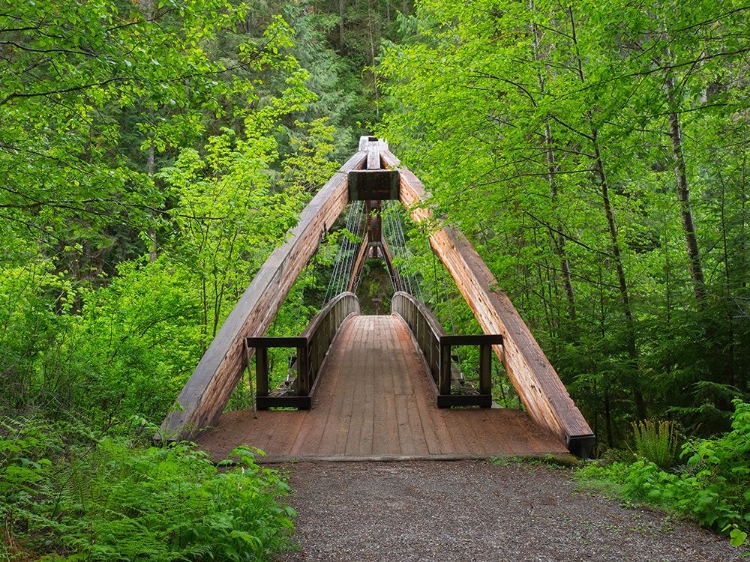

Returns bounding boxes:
[1,421,295,561]
[577,400,750,549]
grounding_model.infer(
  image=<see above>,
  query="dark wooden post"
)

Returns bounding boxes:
[479,343,492,397]
[440,344,452,396]
[296,343,309,396]
[255,346,269,398]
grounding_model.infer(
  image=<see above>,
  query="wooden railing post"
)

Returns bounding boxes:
[296,342,310,396]
[256,346,269,398]
[440,343,452,396]
[479,343,492,396]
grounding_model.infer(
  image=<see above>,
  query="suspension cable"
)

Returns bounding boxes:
[323,201,365,303]
[382,201,424,303]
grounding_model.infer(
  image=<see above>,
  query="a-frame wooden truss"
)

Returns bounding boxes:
[159,138,595,456]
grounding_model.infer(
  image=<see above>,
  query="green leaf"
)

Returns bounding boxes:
[730,528,747,548]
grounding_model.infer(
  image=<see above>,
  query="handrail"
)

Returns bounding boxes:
[246,292,360,409]
[391,292,502,408]
[391,292,445,387]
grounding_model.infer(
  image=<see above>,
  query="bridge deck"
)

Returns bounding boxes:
[197,315,569,461]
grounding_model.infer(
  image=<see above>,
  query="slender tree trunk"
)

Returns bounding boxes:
[138,0,153,19]
[591,132,634,346]
[741,154,748,393]
[598,265,614,447]
[664,67,706,303]
[592,129,646,419]
[569,6,646,419]
[604,387,613,448]
[339,0,346,52]
[718,172,735,387]
[544,121,576,321]
[368,0,379,118]
[147,143,157,262]
[530,4,576,322]
[139,0,158,263]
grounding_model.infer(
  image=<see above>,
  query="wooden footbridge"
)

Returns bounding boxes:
[159,137,595,460]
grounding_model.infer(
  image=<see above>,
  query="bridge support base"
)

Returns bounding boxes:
[256,396,312,410]
[437,395,492,408]
[566,433,596,459]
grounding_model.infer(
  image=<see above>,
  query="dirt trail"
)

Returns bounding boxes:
[273,460,742,562]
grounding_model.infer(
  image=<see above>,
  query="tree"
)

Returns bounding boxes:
[377,0,750,443]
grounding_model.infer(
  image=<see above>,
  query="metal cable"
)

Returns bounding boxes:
[323,201,365,303]
[382,201,424,303]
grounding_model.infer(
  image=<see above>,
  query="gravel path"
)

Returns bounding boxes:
[273,460,743,562]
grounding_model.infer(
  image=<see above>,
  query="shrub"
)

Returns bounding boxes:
[1,421,295,561]
[577,400,750,549]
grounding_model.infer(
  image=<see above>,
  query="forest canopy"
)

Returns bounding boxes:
[377,0,750,444]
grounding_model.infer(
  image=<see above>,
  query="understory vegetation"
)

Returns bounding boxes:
[1,419,294,560]
[577,400,750,549]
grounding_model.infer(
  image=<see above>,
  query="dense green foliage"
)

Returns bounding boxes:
[377,0,750,444]
[0,0,411,422]
[3,0,750,555]
[1,419,295,560]
[578,400,750,548]
[0,0,330,419]
[0,0,398,558]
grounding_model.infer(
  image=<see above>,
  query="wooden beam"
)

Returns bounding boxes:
[367,144,380,170]
[381,149,595,455]
[347,170,400,200]
[158,150,368,440]
[346,238,370,292]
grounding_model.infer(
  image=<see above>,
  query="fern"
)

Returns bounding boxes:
[578,401,750,550]
[1,424,295,561]
[631,419,680,470]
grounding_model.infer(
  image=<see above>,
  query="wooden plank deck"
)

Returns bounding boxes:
[196,315,570,462]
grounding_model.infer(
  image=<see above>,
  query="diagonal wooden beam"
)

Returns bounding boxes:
[347,237,370,293]
[158,149,368,440]
[380,146,595,456]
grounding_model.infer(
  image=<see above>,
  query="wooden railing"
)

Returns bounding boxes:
[246,292,360,409]
[391,292,502,408]
[159,148,367,440]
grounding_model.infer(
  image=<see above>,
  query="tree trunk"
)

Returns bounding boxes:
[339,0,346,52]
[368,0,379,118]
[544,121,576,321]
[665,68,706,303]
[569,6,646,419]
[147,142,158,262]
[531,4,576,322]
[138,0,153,20]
